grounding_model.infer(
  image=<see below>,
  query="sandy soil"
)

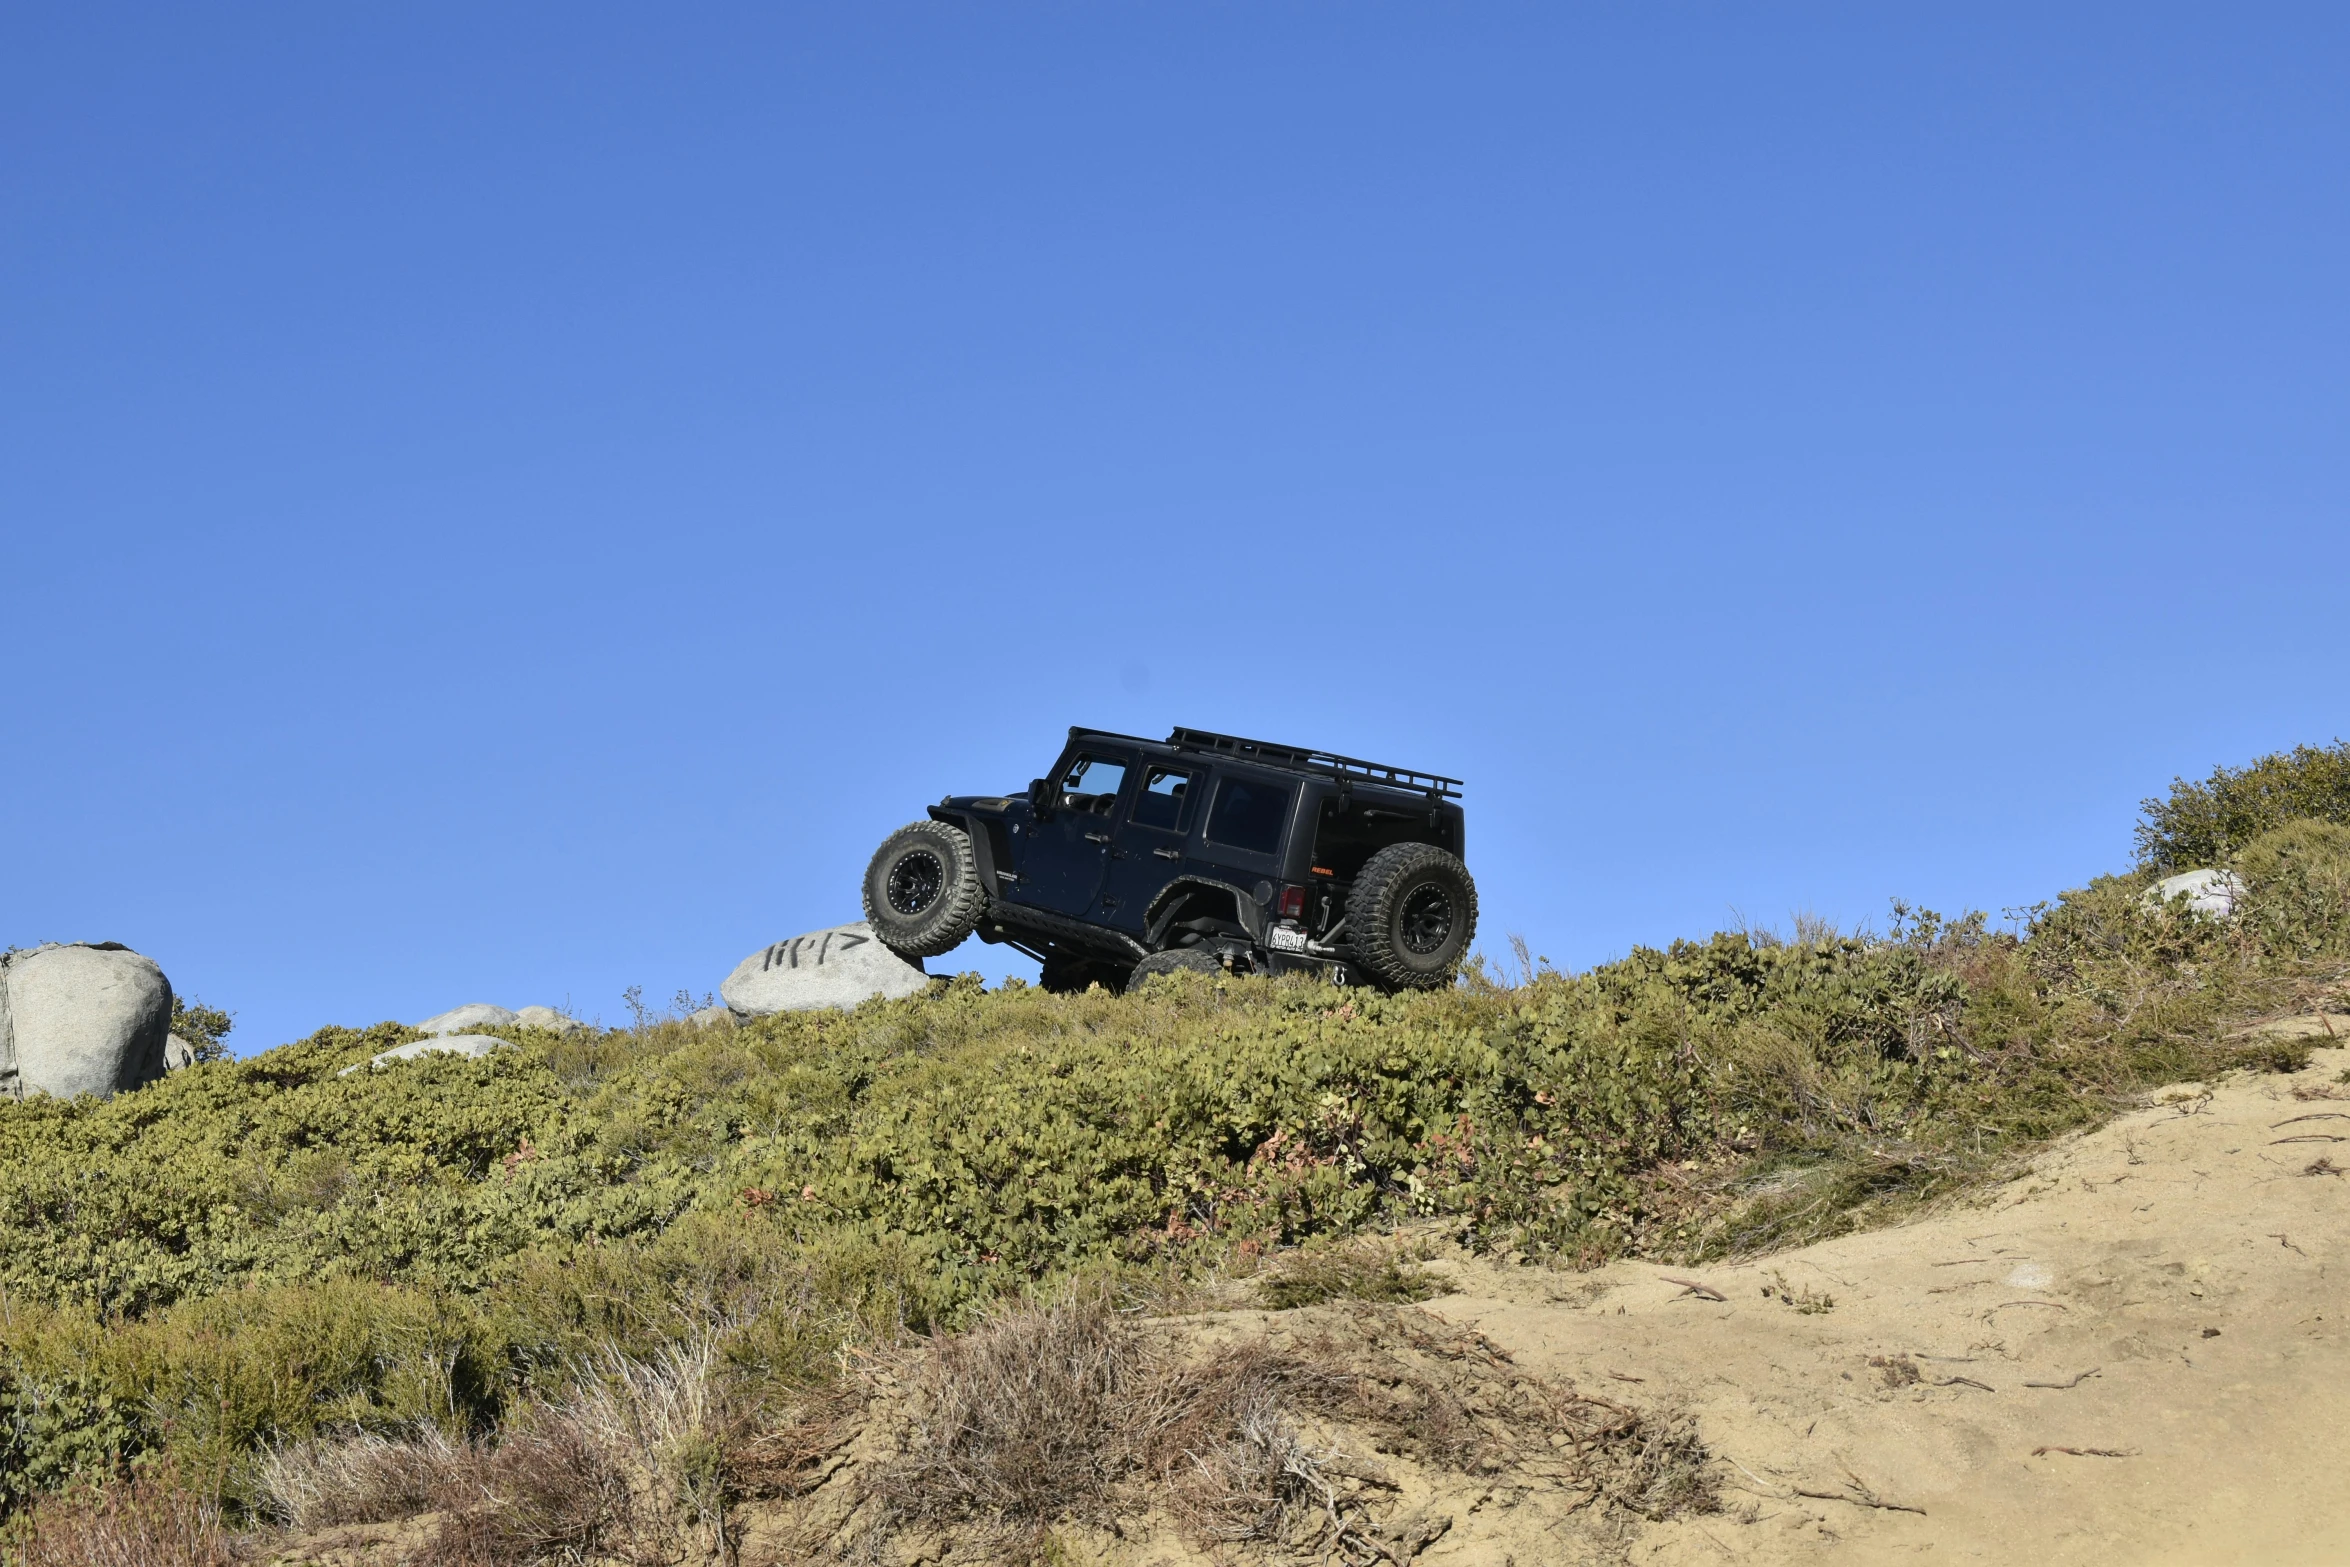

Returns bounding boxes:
[1414,1030,2350,1566]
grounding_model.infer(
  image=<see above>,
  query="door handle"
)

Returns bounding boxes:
[1084,831,1111,843]
[1152,847,1182,860]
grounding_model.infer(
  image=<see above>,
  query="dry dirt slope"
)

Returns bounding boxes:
[1421,1028,2350,1566]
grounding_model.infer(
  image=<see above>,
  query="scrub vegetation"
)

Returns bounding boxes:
[4,741,2348,1562]
[2135,737,2350,869]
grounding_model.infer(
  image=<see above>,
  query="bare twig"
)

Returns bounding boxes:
[1721,1454,1786,1497]
[2032,1446,2130,1459]
[2272,1134,2348,1145]
[1987,1300,2069,1314]
[2270,1233,2307,1256]
[2306,1157,2346,1177]
[1930,1376,1994,1392]
[2270,1113,2350,1128]
[1660,1276,1728,1303]
[1605,1369,1645,1384]
[2022,1368,2101,1390]
[1790,1470,1926,1515]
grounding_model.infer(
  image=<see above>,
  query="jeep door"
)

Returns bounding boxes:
[1099,760,1202,934]
[1186,768,1298,918]
[1006,748,1132,918]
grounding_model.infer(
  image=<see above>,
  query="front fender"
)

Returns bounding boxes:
[928,807,1015,897]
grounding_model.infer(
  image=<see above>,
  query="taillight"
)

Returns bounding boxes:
[1278,886,1307,920]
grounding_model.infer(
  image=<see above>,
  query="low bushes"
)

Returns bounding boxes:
[0,812,2341,1529]
[2236,820,2350,962]
[2136,738,2350,869]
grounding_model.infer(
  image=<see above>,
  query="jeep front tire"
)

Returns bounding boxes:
[1348,842,1478,991]
[862,821,985,959]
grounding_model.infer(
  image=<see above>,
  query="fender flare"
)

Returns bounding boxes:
[1144,876,1266,948]
[926,808,1005,895]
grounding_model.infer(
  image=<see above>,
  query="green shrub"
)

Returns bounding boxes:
[166,999,234,1064]
[2137,740,2350,870]
[2234,819,2350,962]
[1256,1242,1441,1309]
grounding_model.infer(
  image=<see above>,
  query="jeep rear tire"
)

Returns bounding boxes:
[1038,953,1133,994]
[862,821,985,959]
[1125,947,1225,992]
[1348,843,1477,991]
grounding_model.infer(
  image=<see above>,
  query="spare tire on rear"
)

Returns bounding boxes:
[1347,842,1478,991]
[862,820,985,959]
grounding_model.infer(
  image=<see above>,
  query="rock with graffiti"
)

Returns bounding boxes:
[719,921,930,1018]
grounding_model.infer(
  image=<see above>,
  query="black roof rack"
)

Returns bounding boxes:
[1162,726,1462,799]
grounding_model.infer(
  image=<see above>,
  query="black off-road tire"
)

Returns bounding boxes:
[1348,843,1478,991]
[1125,947,1226,992]
[862,820,985,959]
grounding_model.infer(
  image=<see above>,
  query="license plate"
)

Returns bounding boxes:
[1268,926,1308,953]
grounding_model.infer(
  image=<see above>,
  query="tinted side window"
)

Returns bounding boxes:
[1129,766,1197,832]
[1060,754,1129,814]
[1205,776,1293,855]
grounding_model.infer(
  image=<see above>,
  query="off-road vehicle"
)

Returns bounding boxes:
[861,726,1476,993]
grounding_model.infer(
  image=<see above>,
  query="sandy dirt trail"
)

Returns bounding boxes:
[1417,1032,2350,1566]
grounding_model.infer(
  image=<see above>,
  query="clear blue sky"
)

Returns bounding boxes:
[6,6,2345,1049]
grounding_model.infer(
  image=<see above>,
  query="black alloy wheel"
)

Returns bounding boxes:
[886,850,945,917]
[1398,883,1455,955]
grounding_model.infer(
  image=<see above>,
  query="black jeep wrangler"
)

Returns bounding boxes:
[861,726,1477,993]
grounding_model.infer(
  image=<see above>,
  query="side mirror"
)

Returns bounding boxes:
[1027,778,1052,816]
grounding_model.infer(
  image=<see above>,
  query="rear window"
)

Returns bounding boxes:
[1204,776,1293,856]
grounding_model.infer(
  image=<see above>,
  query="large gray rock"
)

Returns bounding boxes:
[164,1033,198,1071]
[0,943,172,1100]
[344,1033,514,1075]
[415,1003,518,1036]
[2149,868,2244,918]
[720,922,930,1017]
[688,1005,733,1028]
[512,1005,584,1034]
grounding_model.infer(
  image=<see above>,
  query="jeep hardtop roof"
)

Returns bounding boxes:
[1064,725,1463,801]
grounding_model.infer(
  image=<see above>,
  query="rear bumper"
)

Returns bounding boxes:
[1260,949,1364,987]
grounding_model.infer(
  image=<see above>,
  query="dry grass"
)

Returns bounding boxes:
[855,1291,1716,1561]
[864,1291,1142,1541]
[9,1465,236,1567]
[257,1425,468,1530]
[419,1407,639,1567]
[726,1383,864,1502]
[256,1338,739,1567]
[228,1294,1714,1565]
